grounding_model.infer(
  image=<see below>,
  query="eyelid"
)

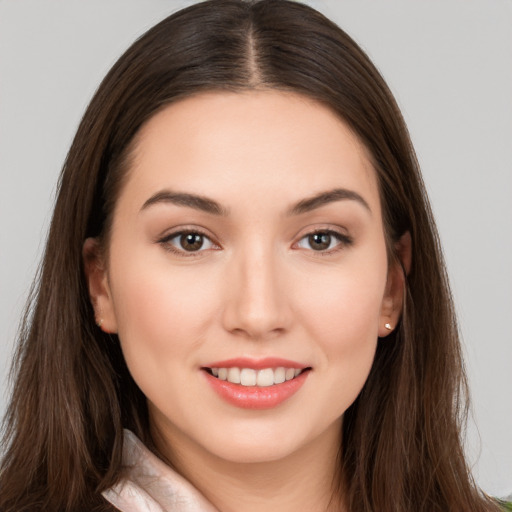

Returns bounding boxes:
[157,226,221,256]
[293,227,353,254]
[156,224,352,256]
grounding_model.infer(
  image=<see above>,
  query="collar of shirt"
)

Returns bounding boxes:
[102,429,219,512]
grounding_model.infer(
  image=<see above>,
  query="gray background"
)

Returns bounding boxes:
[0,0,510,497]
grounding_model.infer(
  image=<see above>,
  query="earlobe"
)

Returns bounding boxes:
[378,280,402,338]
[82,238,118,333]
[378,294,398,338]
[378,231,412,338]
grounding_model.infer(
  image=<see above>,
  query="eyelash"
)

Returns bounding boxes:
[158,229,219,257]
[158,228,353,257]
[294,229,353,255]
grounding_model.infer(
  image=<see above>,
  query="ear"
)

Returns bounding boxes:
[378,231,412,337]
[83,238,118,333]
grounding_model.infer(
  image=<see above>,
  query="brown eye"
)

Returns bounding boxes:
[162,231,216,254]
[296,230,352,253]
[308,233,331,251]
[180,233,204,251]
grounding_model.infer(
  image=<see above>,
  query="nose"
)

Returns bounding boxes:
[221,243,291,340]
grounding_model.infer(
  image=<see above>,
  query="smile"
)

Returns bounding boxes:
[202,358,311,409]
[208,367,304,387]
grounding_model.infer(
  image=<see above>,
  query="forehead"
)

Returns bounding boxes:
[121,90,380,214]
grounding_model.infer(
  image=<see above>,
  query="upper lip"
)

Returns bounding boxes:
[204,357,309,370]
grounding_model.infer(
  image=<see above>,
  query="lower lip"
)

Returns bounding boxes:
[203,369,309,409]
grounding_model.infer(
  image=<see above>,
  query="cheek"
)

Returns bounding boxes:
[297,255,387,346]
[292,248,387,402]
[108,252,219,385]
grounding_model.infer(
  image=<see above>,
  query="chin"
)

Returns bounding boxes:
[202,434,303,464]
[194,414,340,465]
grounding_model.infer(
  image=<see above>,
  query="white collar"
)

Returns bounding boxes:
[102,430,219,512]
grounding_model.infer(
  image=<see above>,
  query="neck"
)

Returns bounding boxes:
[151,419,345,512]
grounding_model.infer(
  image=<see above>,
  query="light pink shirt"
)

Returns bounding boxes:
[102,430,219,512]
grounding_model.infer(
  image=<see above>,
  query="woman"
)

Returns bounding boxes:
[0,0,508,510]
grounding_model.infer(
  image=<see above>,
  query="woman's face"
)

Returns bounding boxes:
[86,91,403,465]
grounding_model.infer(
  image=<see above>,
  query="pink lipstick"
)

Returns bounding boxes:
[202,357,311,409]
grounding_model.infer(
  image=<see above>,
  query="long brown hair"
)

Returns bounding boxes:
[0,1,500,510]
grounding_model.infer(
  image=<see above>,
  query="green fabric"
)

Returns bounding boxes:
[498,500,512,511]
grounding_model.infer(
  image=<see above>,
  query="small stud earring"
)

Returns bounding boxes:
[385,322,392,331]
[97,318,104,328]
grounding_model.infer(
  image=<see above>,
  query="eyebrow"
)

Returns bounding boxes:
[140,187,371,217]
[287,188,371,216]
[140,190,229,216]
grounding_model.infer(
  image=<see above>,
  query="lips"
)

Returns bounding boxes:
[202,358,311,409]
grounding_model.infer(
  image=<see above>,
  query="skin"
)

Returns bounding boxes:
[85,91,407,512]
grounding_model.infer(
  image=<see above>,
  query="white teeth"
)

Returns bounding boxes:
[256,368,274,387]
[210,366,304,386]
[240,368,257,386]
[274,367,286,384]
[227,367,240,384]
